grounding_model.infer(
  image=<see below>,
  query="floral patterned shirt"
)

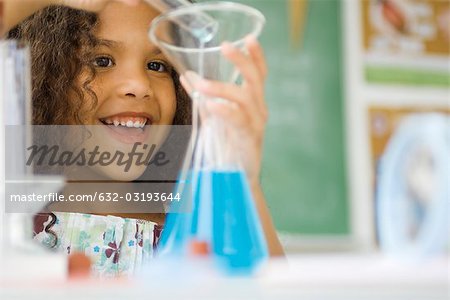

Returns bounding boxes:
[33,212,163,278]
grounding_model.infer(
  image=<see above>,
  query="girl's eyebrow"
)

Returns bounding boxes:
[97,38,162,55]
[97,38,123,49]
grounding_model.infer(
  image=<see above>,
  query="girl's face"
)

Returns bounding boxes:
[71,3,176,181]
[84,2,176,126]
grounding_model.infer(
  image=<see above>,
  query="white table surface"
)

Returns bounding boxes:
[1,252,448,300]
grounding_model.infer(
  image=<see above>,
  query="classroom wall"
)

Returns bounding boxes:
[227,0,350,236]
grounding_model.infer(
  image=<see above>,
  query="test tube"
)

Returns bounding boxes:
[146,0,218,42]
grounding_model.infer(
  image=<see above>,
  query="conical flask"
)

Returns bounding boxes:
[149,1,268,274]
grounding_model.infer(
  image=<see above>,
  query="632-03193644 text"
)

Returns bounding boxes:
[9,192,181,203]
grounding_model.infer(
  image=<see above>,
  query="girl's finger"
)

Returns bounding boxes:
[222,41,267,116]
[196,78,268,124]
[206,100,265,137]
[245,35,268,80]
[243,36,269,120]
[194,79,264,122]
[179,75,192,94]
[207,100,245,125]
[241,78,268,123]
[222,42,263,92]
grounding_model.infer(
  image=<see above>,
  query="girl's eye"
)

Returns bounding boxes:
[147,61,168,72]
[93,56,114,68]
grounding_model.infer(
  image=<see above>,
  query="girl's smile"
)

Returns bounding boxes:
[99,111,153,144]
[99,112,152,129]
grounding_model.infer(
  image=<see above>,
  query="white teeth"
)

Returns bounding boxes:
[102,117,147,128]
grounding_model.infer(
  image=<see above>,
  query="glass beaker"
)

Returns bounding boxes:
[149,1,268,275]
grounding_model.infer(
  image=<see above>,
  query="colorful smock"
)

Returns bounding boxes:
[33,212,163,278]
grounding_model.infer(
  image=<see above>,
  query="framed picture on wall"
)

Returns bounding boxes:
[361,0,450,87]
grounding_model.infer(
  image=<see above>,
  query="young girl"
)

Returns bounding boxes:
[3,0,284,277]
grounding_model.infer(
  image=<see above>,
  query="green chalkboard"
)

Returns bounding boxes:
[199,0,349,235]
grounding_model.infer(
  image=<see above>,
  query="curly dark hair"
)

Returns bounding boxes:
[7,5,191,126]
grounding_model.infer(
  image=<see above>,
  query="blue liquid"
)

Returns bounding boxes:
[158,170,208,254]
[211,170,268,274]
[157,170,201,255]
[159,169,268,274]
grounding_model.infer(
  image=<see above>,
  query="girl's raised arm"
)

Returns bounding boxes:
[1,0,139,35]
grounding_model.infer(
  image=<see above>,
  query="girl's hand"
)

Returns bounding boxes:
[58,0,139,12]
[188,36,269,186]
